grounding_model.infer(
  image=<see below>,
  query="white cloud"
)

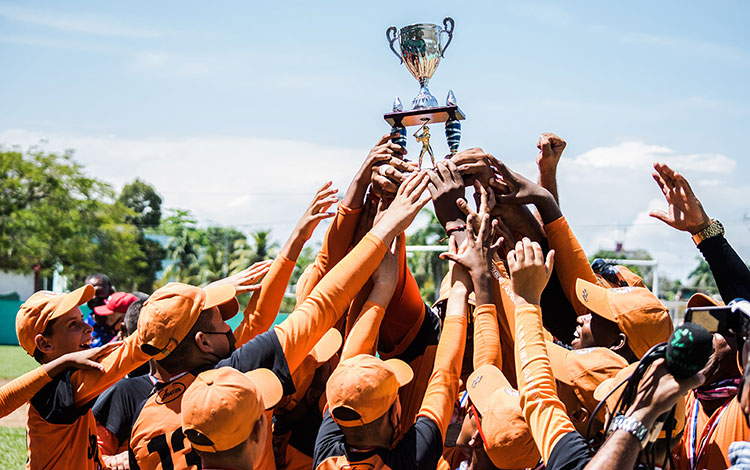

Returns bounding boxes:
[569,141,735,172]
[0,129,367,244]
[0,2,167,39]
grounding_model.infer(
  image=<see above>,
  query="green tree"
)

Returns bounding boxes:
[405,210,448,303]
[118,179,166,292]
[0,146,144,288]
[688,259,718,295]
[158,209,202,285]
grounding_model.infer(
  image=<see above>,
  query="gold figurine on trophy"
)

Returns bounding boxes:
[413,121,435,168]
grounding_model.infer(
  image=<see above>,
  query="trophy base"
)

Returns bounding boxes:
[384,105,465,128]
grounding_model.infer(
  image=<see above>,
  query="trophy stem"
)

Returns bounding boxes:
[412,78,439,110]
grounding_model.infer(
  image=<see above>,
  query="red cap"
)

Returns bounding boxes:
[93,292,138,316]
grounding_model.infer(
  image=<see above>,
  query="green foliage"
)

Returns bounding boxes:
[688,259,719,295]
[119,179,166,292]
[0,427,26,470]
[406,209,448,303]
[0,147,144,288]
[280,244,318,313]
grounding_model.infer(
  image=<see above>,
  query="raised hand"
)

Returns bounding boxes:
[45,341,123,376]
[507,237,555,306]
[456,181,514,256]
[536,133,566,174]
[292,181,339,241]
[649,162,711,234]
[426,159,466,231]
[350,134,416,204]
[206,259,273,294]
[370,171,432,244]
[440,212,501,279]
[489,157,562,224]
[451,147,493,185]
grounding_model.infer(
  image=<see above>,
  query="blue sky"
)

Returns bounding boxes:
[1,1,749,282]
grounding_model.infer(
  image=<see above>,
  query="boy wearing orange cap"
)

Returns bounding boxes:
[15,285,150,469]
[129,172,432,470]
[181,367,284,470]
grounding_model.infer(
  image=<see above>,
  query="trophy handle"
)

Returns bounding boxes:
[386,26,403,64]
[440,17,455,57]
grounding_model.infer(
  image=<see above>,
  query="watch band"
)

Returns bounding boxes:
[692,219,724,246]
[609,414,649,449]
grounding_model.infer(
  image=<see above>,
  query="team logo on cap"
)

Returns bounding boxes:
[582,289,588,302]
[574,348,595,355]
[504,387,519,397]
[612,287,636,294]
[471,375,483,389]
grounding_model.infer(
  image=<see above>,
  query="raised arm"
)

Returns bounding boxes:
[275,171,432,374]
[340,236,400,361]
[508,238,579,463]
[650,162,750,302]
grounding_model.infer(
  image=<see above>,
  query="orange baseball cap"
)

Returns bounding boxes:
[575,279,674,358]
[93,292,138,316]
[181,367,283,452]
[326,354,413,427]
[16,285,95,356]
[547,341,628,419]
[287,328,342,408]
[687,292,723,308]
[137,282,239,359]
[466,365,541,469]
[593,363,686,437]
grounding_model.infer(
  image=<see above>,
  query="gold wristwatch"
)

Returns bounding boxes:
[692,219,724,246]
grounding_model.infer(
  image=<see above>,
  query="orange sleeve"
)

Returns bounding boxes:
[96,423,119,457]
[417,315,467,438]
[71,333,150,407]
[473,304,501,370]
[515,302,577,463]
[493,273,518,386]
[295,203,362,303]
[0,366,51,418]
[378,234,426,357]
[544,216,598,317]
[235,254,297,346]
[274,232,387,374]
[341,300,385,362]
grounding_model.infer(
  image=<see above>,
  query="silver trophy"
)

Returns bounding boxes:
[387,18,454,110]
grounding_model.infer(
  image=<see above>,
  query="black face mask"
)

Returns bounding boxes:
[200,329,237,360]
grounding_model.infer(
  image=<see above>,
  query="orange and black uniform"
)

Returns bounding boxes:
[129,232,388,470]
[25,335,149,470]
[515,302,593,470]
[92,374,155,456]
[313,311,466,469]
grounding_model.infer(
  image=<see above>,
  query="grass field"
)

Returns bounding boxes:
[0,427,26,469]
[0,346,34,468]
[0,345,37,379]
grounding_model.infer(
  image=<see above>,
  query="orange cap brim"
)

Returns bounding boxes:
[244,368,283,410]
[687,292,724,309]
[204,284,239,320]
[384,358,413,387]
[576,278,617,323]
[52,285,95,322]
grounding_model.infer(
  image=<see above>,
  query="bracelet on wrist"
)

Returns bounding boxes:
[609,414,649,449]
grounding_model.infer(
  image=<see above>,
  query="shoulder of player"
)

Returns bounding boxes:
[29,367,93,424]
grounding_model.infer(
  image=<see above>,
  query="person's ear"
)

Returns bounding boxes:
[194,331,212,353]
[250,413,264,442]
[611,332,627,351]
[34,334,52,354]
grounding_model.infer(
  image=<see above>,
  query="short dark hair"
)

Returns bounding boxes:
[156,309,215,373]
[124,298,147,336]
[85,273,112,287]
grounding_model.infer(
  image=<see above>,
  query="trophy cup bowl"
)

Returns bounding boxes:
[387,18,454,110]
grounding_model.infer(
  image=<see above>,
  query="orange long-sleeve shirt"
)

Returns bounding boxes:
[28,334,149,470]
[0,366,50,419]
[295,203,362,304]
[515,302,577,464]
[234,254,297,346]
[473,304,502,370]
[544,216,598,317]
[341,300,385,362]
